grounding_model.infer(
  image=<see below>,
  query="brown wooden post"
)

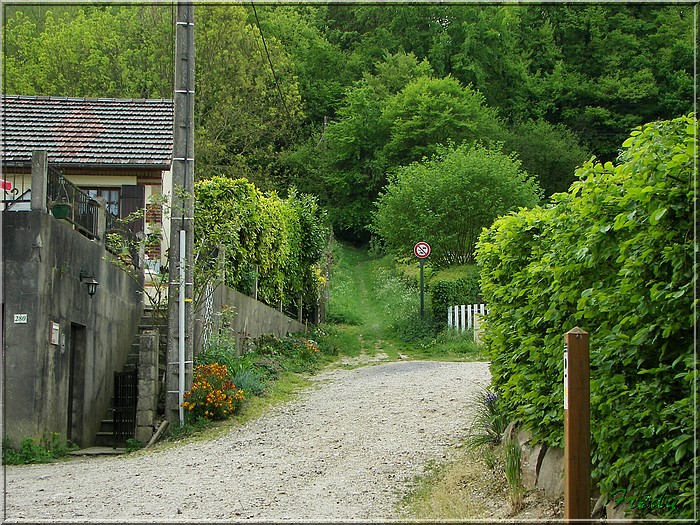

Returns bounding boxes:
[564,327,590,521]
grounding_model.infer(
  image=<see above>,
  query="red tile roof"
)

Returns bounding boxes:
[1,95,173,168]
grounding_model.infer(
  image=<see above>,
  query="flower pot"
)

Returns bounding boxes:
[51,203,71,219]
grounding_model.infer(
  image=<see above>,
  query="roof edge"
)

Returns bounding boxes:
[2,94,174,104]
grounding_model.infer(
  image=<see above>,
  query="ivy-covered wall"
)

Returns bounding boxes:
[475,115,695,519]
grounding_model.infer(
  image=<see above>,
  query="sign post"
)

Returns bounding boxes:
[564,327,590,521]
[414,242,431,318]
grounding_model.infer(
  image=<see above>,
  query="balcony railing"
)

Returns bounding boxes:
[45,166,141,268]
[47,165,100,239]
[2,173,30,210]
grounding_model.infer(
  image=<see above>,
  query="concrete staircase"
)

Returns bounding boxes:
[94,306,166,447]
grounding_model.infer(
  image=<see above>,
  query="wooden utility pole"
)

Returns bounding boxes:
[166,1,195,428]
[564,327,591,521]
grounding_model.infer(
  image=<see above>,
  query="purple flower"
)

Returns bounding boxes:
[485,391,498,406]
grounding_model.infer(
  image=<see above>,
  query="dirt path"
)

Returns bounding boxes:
[3,360,490,522]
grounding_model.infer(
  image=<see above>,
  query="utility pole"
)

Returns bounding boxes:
[166,1,195,428]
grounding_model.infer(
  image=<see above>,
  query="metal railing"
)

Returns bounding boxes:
[47,165,100,239]
[2,173,30,210]
[46,166,141,269]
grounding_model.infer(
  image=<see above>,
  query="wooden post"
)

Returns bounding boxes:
[564,327,590,521]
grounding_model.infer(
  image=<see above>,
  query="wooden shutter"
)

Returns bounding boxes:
[120,185,145,234]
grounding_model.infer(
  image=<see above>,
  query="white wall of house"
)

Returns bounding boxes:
[67,175,138,187]
[161,168,172,268]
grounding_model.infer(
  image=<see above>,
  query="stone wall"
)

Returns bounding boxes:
[509,425,636,522]
[507,425,565,502]
[2,211,143,448]
[135,330,159,443]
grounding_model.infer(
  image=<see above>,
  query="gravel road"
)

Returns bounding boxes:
[3,359,490,522]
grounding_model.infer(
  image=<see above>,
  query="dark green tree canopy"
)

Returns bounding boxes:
[373,143,542,267]
[3,2,692,244]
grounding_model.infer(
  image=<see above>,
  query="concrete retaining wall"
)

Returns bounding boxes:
[2,211,143,448]
[194,285,306,355]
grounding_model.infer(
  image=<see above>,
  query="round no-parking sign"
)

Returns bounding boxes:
[414,241,431,259]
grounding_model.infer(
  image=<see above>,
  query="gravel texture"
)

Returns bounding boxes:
[3,359,490,522]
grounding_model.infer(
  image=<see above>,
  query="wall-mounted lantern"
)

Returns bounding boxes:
[79,270,99,298]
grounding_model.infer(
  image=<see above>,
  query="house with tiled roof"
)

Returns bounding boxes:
[2,95,173,450]
[2,95,173,266]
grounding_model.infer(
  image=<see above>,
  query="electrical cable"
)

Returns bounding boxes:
[250,2,291,120]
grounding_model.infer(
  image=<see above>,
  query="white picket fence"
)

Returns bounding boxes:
[447,303,488,332]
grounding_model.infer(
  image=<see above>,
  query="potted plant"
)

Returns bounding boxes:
[50,200,72,219]
[49,177,73,219]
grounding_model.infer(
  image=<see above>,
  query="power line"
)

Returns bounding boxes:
[250,2,291,120]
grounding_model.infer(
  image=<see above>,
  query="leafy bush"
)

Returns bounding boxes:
[244,354,285,380]
[475,115,695,519]
[285,336,321,360]
[247,333,322,374]
[427,265,481,325]
[229,363,266,397]
[373,142,542,267]
[125,438,143,453]
[504,118,591,197]
[2,433,77,465]
[196,336,239,373]
[182,363,245,421]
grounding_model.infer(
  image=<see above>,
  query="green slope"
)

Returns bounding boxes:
[321,242,486,362]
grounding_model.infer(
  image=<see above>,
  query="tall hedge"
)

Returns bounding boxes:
[475,115,695,519]
[194,177,329,311]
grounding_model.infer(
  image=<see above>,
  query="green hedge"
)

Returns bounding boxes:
[195,177,329,311]
[475,115,695,519]
[428,265,481,324]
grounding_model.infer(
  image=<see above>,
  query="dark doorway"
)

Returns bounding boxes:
[68,324,86,446]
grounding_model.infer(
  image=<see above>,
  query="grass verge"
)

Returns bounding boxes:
[134,372,314,453]
[400,447,507,520]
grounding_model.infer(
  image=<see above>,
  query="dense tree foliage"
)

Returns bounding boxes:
[3,5,172,98]
[505,119,591,196]
[373,143,542,267]
[194,5,304,188]
[299,53,513,241]
[2,2,693,243]
[476,116,695,518]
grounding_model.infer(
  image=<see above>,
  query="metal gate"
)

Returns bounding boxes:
[113,370,137,447]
